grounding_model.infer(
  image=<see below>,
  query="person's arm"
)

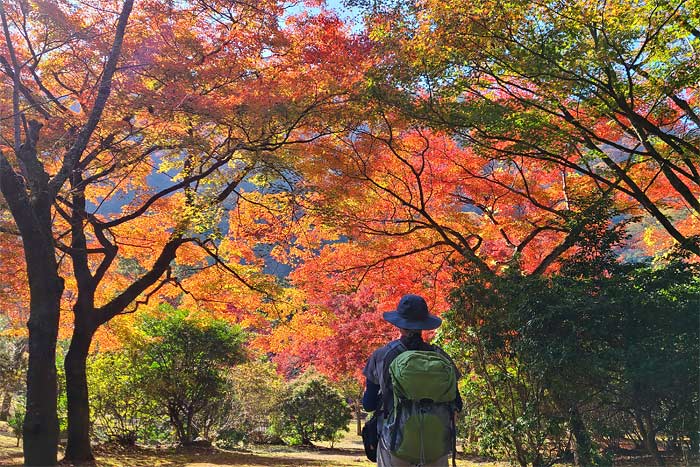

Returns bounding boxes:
[362,379,381,412]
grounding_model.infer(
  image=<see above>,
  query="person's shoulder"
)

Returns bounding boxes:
[368,339,402,361]
[363,339,401,383]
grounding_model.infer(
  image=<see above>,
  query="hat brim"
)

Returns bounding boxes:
[382,311,442,330]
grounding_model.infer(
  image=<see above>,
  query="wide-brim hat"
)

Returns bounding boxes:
[383,294,442,330]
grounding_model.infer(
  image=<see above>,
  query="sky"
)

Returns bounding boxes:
[286,0,364,31]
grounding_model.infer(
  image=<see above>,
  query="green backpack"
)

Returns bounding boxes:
[387,350,458,465]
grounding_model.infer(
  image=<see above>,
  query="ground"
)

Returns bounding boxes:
[0,423,693,466]
[0,422,506,467]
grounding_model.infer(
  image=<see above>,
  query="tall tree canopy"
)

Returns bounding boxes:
[235,0,700,386]
[356,0,700,255]
[0,0,368,463]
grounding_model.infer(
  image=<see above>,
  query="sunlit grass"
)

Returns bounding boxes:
[0,423,511,467]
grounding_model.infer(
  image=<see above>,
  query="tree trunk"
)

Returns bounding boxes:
[355,399,362,436]
[568,406,593,466]
[1,138,63,466]
[185,409,197,444]
[634,411,664,466]
[0,392,11,421]
[64,323,96,465]
[169,405,187,445]
[643,428,664,466]
[23,251,63,467]
[513,439,528,467]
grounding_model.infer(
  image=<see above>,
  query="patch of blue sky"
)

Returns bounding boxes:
[282,0,363,31]
[58,94,82,114]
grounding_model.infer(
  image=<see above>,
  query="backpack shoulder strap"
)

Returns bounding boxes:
[431,344,449,358]
[380,340,407,417]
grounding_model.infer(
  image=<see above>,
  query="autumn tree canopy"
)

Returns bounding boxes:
[227,0,700,387]
[0,0,367,463]
[0,0,698,465]
[355,0,700,255]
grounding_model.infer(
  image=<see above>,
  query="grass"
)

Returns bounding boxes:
[0,423,505,467]
[0,427,21,467]
[2,423,687,466]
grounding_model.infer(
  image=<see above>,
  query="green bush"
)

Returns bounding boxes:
[135,306,246,445]
[444,242,700,467]
[87,350,167,445]
[7,408,24,447]
[274,370,351,446]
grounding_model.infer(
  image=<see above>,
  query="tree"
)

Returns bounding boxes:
[444,234,700,466]
[304,119,619,274]
[355,0,700,256]
[224,360,286,445]
[135,306,246,445]
[609,259,700,465]
[247,0,700,400]
[8,406,25,447]
[274,369,352,446]
[0,0,132,461]
[252,119,631,386]
[0,0,368,462]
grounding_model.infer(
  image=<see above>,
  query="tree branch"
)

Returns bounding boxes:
[49,0,134,196]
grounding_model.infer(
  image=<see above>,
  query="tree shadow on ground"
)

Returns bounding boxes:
[268,444,367,457]
[90,444,368,467]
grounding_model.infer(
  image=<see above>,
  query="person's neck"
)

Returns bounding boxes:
[400,332,425,350]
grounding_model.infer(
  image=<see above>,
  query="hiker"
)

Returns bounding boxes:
[362,294,462,467]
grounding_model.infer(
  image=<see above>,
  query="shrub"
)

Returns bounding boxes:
[87,351,166,445]
[445,248,700,467]
[274,370,351,446]
[135,306,246,445]
[217,361,285,446]
[8,408,24,447]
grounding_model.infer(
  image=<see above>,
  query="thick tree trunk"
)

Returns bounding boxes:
[2,148,63,466]
[23,252,63,467]
[0,392,11,421]
[64,323,96,465]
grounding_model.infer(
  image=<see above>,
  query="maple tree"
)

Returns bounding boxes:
[180,1,698,404]
[248,0,700,378]
[225,99,618,399]
[0,0,133,462]
[353,0,700,256]
[0,0,368,463]
[0,0,696,464]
